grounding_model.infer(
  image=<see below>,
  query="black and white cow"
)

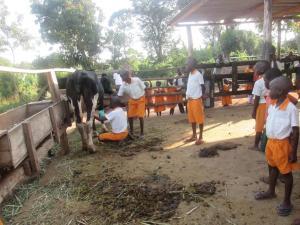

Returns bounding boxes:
[66,70,104,153]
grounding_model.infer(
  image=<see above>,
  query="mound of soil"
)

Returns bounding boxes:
[199,146,219,158]
[189,181,217,195]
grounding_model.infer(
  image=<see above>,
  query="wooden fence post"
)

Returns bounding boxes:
[47,71,61,102]
[232,63,238,93]
[22,122,40,174]
[49,106,60,143]
[60,131,70,155]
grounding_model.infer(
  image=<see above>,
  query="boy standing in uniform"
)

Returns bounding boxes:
[118,70,146,137]
[251,61,270,150]
[255,76,299,217]
[184,58,206,145]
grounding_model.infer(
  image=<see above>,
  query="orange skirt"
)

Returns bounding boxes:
[154,95,166,113]
[187,98,204,124]
[222,95,232,106]
[128,96,146,118]
[99,131,128,141]
[266,138,300,174]
[255,103,266,132]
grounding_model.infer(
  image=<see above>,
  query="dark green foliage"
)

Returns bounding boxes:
[31,0,104,69]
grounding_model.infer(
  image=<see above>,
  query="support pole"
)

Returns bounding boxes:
[262,0,273,61]
[186,26,193,57]
[277,20,282,59]
[47,71,61,102]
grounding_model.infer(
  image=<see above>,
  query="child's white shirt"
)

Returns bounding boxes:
[266,100,299,139]
[106,107,128,134]
[252,78,267,103]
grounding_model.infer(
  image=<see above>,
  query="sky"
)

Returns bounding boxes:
[0,0,294,64]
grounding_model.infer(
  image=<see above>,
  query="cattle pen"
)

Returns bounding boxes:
[0,67,75,204]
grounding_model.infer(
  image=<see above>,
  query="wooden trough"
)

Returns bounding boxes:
[0,67,75,205]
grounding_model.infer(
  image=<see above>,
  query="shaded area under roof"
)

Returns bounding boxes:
[170,0,300,25]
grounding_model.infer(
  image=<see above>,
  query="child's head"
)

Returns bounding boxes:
[264,68,282,89]
[269,76,292,100]
[168,79,173,86]
[254,60,270,76]
[120,70,131,83]
[156,81,162,87]
[110,96,122,109]
[144,81,150,88]
[185,57,198,74]
[224,79,229,85]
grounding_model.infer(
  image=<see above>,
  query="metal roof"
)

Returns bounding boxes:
[170,0,300,25]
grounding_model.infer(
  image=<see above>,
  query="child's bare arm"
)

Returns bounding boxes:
[252,96,260,119]
[289,126,299,163]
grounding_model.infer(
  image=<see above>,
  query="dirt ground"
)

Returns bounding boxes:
[2,99,300,225]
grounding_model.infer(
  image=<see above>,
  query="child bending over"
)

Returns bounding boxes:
[255,76,299,217]
[98,96,128,142]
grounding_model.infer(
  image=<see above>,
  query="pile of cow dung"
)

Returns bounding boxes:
[76,173,217,224]
[199,142,241,158]
[102,136,164,157]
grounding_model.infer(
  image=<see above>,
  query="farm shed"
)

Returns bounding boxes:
[170,0,300,58]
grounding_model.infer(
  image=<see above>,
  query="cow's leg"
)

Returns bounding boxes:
[85,94,99,153]
[72,98,88,151]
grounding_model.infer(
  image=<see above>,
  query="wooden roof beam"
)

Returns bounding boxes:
[274,5,300,17]
[170,0,209,26]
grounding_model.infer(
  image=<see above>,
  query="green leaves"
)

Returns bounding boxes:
[31,0,104,69]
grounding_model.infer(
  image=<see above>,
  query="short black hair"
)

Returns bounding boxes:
[264,68,282,82]
[254,60,270,75]
[110,96,122,108]
[156,81,162,86]
[187,57,198,68]
[120,70,130,79]
[101,73,107,77]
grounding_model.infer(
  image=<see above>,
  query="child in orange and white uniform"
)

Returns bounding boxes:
[250,61,270,150]
[255,76,299,217]
[221,79,232,107]
[98,96,128,142]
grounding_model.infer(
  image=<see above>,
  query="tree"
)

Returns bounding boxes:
[107,9,133,69]
[31,0,104,69]
[0,0,32,63]
[131,0,177,62]
[219,29,261,58]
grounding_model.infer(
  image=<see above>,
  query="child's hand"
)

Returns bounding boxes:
[289,153,297,163]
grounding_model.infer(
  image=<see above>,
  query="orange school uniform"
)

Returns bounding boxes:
[128,96,146,118]
[266,98,300,174]
[99,131,128,141]
[166,87,177,109]
[221,84,232,106]
[154,88,166,113]
[187,98,205,124]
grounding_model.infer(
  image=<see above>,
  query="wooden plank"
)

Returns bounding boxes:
[49,106,60,143]
[27,109,52,147]
[0,66,75,74]
[60,130,70,155]
[0,166,26,204]
[277,20,282,59]
[47,71,61,102]
[26,101,52,117]
[22,122,40,174]
[8,126,27,168]
[0,104,27,130]
[232,63,238,92]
